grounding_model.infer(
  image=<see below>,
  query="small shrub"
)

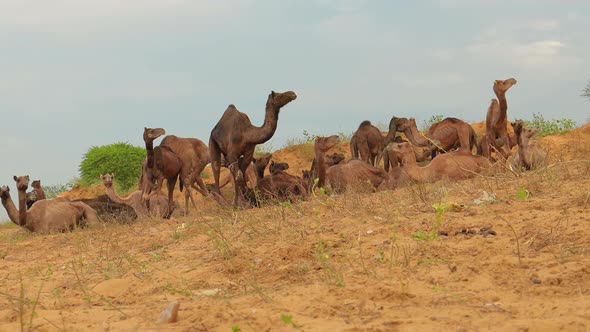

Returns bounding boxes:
[524,113,576,137]
[43,180,77,198]
[420,114,444,131]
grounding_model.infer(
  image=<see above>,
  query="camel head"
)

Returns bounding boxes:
[396,118,416,132]
[253,153,273,169]
[390,142,414,158]
[269,161,289,174]
[314,135,340,153]
[326,153,346,166]
[0,185,10,199]
[510,119,525,135]
[143,127,166,143]
[267,90,297,110]
[100,173,114,188]
[31,180,41,189]
[522,127,539,139]
[493,78,517,95]
[13,175,30,191]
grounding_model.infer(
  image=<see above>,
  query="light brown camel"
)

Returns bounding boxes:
[350,120,387,166]
[390,142,491,184]
[396,117,478,158]
[381,139,431,172]
[209,90,297,206]
[155,135,209,215]
[310,152,346,181]
[2,176,99,233]
[315,135,394,193]
[101,174,172,218]
[482,78,517,159]
[510,123,547,171]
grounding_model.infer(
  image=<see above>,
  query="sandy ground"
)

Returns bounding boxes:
[1,123,589,331]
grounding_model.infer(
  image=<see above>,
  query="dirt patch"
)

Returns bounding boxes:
[1,123,589,331]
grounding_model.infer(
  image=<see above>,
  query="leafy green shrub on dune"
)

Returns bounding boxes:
[79,142,145,191]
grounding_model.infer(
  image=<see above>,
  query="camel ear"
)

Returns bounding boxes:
[13,175,17,181]
[271,91,276,98]
[26,175,30,181]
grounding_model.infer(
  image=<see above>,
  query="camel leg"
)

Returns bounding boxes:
[458,128,471,153]
[166,175,178,218]
[209,140,229,205]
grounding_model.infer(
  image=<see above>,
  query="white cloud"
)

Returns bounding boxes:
[529,19,560,32]
[467,38,570,68]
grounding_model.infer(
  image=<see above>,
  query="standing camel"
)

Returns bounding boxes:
[209,90,297,207]
[2,176,99,233]
[482,78,517,160]
[350,120,387,167]
[139,127,166,211]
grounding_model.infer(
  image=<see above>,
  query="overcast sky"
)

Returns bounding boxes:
[1,0,589,220]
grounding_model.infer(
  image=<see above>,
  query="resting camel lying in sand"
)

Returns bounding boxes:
[209,90,297,207]
[25,179,46,209]
[1,176,99,233]
[73,195,137,223]
[215,153,273,189]
[350,120,387,166]
[102,174,175,219]
[396,117,477,158]
[245,170,308,207]
[482,78,517,160]
[510,122,547,171]
[310,152,346,180]
[390,142,491,184]
[380,138,430,172]
[315,136,394,193]
[269,160,289,174]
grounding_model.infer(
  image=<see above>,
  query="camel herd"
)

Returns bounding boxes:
[1,80,549,233]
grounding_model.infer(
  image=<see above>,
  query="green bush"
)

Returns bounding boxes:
[79,142,146,191]
[420,114,444,131]
[524,113,577,137]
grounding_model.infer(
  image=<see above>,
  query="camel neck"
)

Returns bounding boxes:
[403,124,429,147]
[494,90,508,115]
[249,102,280,145]
[16,188,27,226]
[1,193,21,226]
[146,141,155,168]
[315,149,327,188]
[104,186,125,205]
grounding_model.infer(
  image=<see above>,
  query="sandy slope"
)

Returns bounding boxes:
[0,124,589,331]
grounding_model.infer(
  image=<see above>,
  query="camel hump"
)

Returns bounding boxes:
[358,120,372,128]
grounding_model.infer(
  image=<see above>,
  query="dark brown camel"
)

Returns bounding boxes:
[139,127,166,211]
[390,142,491,184]
[209,90,297,206]
[3,176,99,233]
[25,180,46,209]
[269,160,289,174]
[384,116,407,144]
[396,117,477,158]
[73,195,137,223]
[245,170,308,207]
[510,122,547,171]
[350,120,387,166]
[310,152,345,181]
[315,136,394,193]
[482,78,517,160]
[215,153,273,189]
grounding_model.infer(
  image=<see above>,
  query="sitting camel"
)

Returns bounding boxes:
[396,117,477,158]
[482,78,517,160]
[102,174,174,218]
[73,195,137,223]
[390,142,491,184]
[269,160,289,174]
[1,176,98,233]
[315,135,394,193]
[216,153,273,189]
[380,137,430,172]
[510,122,547,171]
[209,90,297,207]
[350,120,387,166]
[246,170,308,207]
[310,152,345,180]
[25,179,46,209]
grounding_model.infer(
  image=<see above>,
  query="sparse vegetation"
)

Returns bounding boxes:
[524,113,576,137]
[420,114,444,132]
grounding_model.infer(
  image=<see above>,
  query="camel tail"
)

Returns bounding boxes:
[350,137,359,159]
[469,127,478,155]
